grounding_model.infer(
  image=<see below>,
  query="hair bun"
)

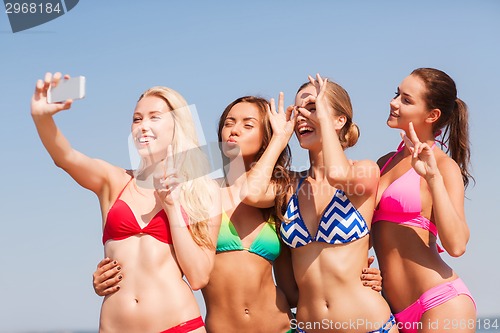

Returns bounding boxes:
[344,122,360,148]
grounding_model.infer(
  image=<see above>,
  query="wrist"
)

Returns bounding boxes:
[425,172,444,187]
[31,112,52,120]
[163,201,190,228]
[270,135,290,148]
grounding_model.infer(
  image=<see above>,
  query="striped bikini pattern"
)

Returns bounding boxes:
[281,186,369,248]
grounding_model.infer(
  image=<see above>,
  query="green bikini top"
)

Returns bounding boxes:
[216,211,281,262]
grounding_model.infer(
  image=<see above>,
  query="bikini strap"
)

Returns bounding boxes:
[379,141,405,174]
[294,177,306,195]
[115,175,134,201]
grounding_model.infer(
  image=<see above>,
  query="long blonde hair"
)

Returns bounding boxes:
[139,86,215,249]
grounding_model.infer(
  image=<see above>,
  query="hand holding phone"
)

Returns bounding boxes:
[48,76,86,103]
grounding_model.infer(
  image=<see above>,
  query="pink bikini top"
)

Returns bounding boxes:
[373,142,443,252]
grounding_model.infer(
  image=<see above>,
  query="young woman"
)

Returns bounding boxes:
[371,68,476,333]
[93,95,383,333]
[241,74,397,333]
[32,72,221,333]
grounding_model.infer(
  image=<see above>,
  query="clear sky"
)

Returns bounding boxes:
[1,1,499,331]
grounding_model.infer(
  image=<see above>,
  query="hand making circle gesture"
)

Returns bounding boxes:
[296,73,332,125]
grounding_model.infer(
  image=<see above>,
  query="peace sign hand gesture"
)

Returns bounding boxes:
[268,92,296,144]
[401,122,440,181]
[154,145,185,206]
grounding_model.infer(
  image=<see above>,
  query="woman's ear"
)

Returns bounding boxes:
[426,108,441,124]
[334,115,347,130]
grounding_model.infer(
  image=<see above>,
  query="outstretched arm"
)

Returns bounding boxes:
[402,122,469,257]
[240,93,295,207]
[31,72,114,196]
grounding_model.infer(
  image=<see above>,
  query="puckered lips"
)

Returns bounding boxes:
[226,137,238,146]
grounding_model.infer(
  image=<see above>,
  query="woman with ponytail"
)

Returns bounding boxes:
[372,68,476,332]
[242,74,397,333]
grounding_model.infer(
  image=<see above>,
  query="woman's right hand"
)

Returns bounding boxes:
[268,92,296,143]
[31,72,73,118]
[92,258,122,297]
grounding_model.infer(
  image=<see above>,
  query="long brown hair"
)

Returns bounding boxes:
[217,96,291,222]
[411,68,473,188]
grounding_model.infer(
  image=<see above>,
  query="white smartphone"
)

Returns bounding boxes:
[47,76,86,103]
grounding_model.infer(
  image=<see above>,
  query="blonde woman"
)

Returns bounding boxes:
[31,72,221,333]
[93,96,383,333]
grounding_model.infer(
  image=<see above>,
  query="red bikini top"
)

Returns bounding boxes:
[102,177,188,245]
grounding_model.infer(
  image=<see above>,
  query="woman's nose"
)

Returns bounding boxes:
[390,97,399,109]
[296,109,306,121]
[230,124,241,135]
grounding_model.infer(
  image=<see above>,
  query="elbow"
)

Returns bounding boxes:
[186,272,210,291]
[444,228,470,258]
[239,186,263,206]
[53,158,66,169]
[241,194,261,206]
[446,244,467,258]
[326,170,344,186]
[444,239,468,257]
[53,154,73,170]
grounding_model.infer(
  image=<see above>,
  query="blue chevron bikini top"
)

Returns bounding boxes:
[280,177,369,248]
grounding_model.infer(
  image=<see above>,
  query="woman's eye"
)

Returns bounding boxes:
[133,118,141,123]
[244,124,254,128]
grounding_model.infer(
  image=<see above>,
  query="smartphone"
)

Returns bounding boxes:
[47,76,86,103]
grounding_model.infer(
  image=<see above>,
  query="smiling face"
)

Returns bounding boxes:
[388,74,431,133]
[131,96,174,162]
[220,102,265,162]
[294,84,321,150]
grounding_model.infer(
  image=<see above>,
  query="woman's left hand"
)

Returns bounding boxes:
[155,145,184,206]
[361,256,383,292]
[268,92,296,142]
[401,122,440,181]
[296,73,332,124]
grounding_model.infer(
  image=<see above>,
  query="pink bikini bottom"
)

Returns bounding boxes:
[394,278,476,333]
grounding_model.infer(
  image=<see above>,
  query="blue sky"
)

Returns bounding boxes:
[1,1,499,331]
